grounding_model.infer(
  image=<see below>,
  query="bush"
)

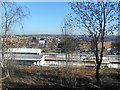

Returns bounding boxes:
[42,49,48,53]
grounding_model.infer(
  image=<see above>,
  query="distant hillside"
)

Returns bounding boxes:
[105,35,117,42]
[15,34,118,42]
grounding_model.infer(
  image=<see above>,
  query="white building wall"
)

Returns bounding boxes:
[34,62,37,65]
[40,55,45,66]
[39,40,45,44]
[108,64,118,68]
[37,61,40,66]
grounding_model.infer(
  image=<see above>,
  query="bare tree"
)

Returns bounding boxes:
[69,1,118,84]
[1,2,29,80]
[60,14,79,87]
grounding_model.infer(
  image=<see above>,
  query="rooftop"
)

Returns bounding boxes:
[6,48,42,54]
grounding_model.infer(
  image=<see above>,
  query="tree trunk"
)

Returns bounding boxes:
[1,37,11,80]
[96,64,100,84]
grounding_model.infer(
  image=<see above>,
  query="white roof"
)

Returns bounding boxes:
[6,48,42,54]
[107,48,111,51]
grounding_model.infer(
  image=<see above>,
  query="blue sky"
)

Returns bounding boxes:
[13,2,118,35]
[15,2,73,35]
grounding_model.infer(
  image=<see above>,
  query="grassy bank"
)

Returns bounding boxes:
[2,65,120,89]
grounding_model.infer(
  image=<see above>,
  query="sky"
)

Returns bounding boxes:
[10,2,119,35]
[15,2,73,35]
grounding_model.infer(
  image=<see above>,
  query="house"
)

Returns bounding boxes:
[98,40,112,50]
[39,38,46,44]
[1,48,45,66]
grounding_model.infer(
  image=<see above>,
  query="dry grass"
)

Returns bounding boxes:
[2,65,120,89]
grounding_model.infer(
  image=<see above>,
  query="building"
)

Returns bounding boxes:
[0,48,45,66]
[98,41,112,50]
[39,38,46,44]
[78,40,112,52]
